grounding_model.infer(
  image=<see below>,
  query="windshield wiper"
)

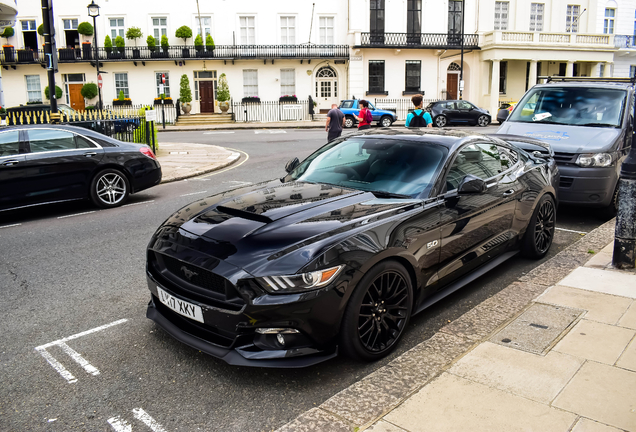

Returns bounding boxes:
[579,123,618,128]
[367,190,411,199]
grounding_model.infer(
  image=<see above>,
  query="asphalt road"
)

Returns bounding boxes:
[0,127,613,431]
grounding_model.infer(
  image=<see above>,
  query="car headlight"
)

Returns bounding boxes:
[257,265,344,294]
[575,153,613,167]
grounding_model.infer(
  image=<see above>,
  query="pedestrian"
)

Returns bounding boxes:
[326,103,345,141]
[356,100,373,130]
[405,94,433,128]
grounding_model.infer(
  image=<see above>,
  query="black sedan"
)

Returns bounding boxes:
[0,125,161,212]
[145,129,558,367]
[427,100,491,128]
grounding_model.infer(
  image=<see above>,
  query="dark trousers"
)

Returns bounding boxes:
[327,130,342,141]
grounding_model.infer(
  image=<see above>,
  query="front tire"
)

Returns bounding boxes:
[340,261,413,361]
[434,115,447,128]
[380,116,393,128]
[521,194,556,259]
[477,115,490,127]
[598,184,619,219]
[344,115,356,128]
[90,168,130,208]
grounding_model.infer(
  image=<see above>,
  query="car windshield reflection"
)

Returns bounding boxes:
[289,137,448,197]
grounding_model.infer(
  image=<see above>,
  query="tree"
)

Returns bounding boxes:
[179,74,192,103]
[104,35,112,53]
[205,34,215,49]
[81,83,98,100]
[44,85,63,100]
[126,27,143,46]
[217,73,230,102]
[194,34,203,51]
[160,35,169,49]
[77,22,94,36]
[2,27,14,44]
[175,26,192,45]
[146,35,156,51]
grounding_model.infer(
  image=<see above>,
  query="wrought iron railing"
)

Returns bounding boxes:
[0,44,350,64]
[359,32,479,48]
[615,35,636,48]
[232,100,313,122]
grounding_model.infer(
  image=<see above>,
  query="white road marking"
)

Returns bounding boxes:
[132,408,168,432]
[107,416,132,432]
[555,227,589,235]
[0,223,21,229]
[227,152,240,159]
[35,319,127,383]
[191,178,211,181]
[122,200,155,207]
[254,130,287,134]
[180,190,208,197]
[57,211,96,219]
[203,131,235,134]
[225,181,252,186]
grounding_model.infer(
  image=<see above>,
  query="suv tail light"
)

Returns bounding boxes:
[140,146,157,160]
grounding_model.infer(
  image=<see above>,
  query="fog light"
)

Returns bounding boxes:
[255,328,300,335]
[276,334,285,345]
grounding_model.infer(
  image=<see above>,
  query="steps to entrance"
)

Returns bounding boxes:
[176,114,233,126]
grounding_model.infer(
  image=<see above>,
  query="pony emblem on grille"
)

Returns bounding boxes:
[180,265,199,280]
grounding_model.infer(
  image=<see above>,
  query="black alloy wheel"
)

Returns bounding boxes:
[340,261,413,361]
[598,184,619,219]
[435,115,447,128]
[521,194,556,259]
[477,115,490,127]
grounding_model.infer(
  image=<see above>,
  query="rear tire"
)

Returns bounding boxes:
[598,185,619,219]
[434,115,447,128]
[339,260,413,361]
[90,168,130,209]
[521,194,556,259]
[380,116,393,128]
[344,116,356,128]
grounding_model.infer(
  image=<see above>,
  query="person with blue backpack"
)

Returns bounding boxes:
[405,94,433,128]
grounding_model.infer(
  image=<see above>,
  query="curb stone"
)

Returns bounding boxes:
[275,218,617,432]
[159,153,240,184]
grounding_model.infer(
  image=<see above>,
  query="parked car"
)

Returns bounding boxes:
[427,100,491,127]
[145,129,558,367]
[0,124,161,212]
[497,76,634,216]
[339,99,397,128]
[497,102,517,124]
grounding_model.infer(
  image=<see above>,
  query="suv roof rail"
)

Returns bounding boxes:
[537,76,636,85]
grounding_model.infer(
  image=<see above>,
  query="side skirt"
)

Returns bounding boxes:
[413,250,519,316]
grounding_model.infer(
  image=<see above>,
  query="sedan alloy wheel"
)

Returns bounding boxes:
[90,169,130,208]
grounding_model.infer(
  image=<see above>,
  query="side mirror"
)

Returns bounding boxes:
[285,157,300,173]
[458,175,487,195]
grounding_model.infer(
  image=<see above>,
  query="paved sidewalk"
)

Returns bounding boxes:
[155,142,241,183]
[277,220,636,432]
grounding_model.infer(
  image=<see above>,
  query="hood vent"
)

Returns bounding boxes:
[216,206,273,224]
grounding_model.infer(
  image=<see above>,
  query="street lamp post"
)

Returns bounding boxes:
[87,0,102,110]
[459,0,465,100]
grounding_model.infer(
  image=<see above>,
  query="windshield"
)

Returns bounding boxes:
[57,104,76,115]
[508,86,626,128]
[288,137,448,197]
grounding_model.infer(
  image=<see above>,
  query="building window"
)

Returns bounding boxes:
[604,8,615,34]
[153,17,168,40]
[407,0,422,35]
[530,3,544,31]
[109,18,125,39]
[155,72,170,97]
[448,1,462,35]
[63,19,78,30]
[243,69,258,97]
[370,0,385,39]
[319,16,334,44]
[494,2,509,30]
[280,69,295,96]
[196,17,211,37]
[115,73,129,98]
[499,61,507,94]
[21,20,37,51]
[566,5,580,33]
[21,20,36,31]
[405,60,421,93]
[239,16,255,44]
[25,75,41,103]
[280,16,295,44]
[369,60,385,93]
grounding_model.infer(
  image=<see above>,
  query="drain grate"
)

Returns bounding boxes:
[490,303,584,355]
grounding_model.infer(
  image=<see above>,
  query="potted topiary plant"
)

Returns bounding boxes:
[81,83,98,103]
[77,22,93,42]
[160,35,169,55]
[126,26,143,59]
[44,85,63,101]
[147,35,157,57]
[104,35,113,56]
[179,74,192,114]
[194,34,203,56]
[175,25,192,58]
[113,90,132,106]
[114,35,125,58]
[217,73,230,113]
[1,27,15,62]
[205,34,215,57]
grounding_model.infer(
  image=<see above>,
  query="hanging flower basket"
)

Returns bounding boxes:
[279,95,297,103]
[242,96,261,103]
[113,99,132,106]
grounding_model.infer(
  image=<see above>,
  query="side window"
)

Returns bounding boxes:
[368,103,376,110]
[444,102,456,109]
[341,101,353,108]
[457,101,472,110]
[76,135,97,149]
[27,129,77,153]
[0,131,21,157]
[446,144,502,190]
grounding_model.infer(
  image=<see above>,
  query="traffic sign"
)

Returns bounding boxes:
[161,73,165,84]
[98,74,103,89]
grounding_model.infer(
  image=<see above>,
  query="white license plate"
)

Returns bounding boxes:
[157,286,204,323]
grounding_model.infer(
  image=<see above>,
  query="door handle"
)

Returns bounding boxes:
[2,159,20,166]
[503,189,515,196]
[84,152,97,157]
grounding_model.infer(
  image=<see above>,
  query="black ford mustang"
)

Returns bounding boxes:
[146,129,559,367]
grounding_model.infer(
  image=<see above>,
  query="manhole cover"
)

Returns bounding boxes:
[490,303,584,355]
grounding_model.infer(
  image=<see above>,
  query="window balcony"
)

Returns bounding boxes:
[481,31,615,49]
[357,32,479,49]
[0,44,350,65]
[614,35,636,49]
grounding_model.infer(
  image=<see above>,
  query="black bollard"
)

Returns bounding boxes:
[612,144,636,269]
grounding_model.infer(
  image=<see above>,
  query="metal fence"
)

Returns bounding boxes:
[360,32,479,49]
[232,100,312,122]
[103,103,177,126]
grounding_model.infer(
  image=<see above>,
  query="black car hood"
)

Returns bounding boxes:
[156,180,419,276]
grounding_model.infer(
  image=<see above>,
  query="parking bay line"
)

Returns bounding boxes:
[555,227,589,235]
[122,200,155,207]
[180,190,208,197]
[57,211,96,219]
[108,408,167,432]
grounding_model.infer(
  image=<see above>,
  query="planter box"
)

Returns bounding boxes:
[181,48,190,58]
[196,50,214,58]
[3,46,14,63]
[17,50,34,62]
[58,48,75,61]
[132,49,140,59]
[108,52,123,59]
[151,51,168,58]
[279,96,298,103]
[113,100,132,106]
[242,97,261,103]
[82,43,92,60]
[154,99,173,105]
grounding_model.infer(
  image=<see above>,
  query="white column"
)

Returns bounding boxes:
[591,63,600,77]
[490,59,500,118]
[528,60,538,87]
[566,61,574,77]
[603,62,613,77]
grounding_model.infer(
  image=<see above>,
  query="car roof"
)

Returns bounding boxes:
[534,81,633,90]
[346,128,498,150]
